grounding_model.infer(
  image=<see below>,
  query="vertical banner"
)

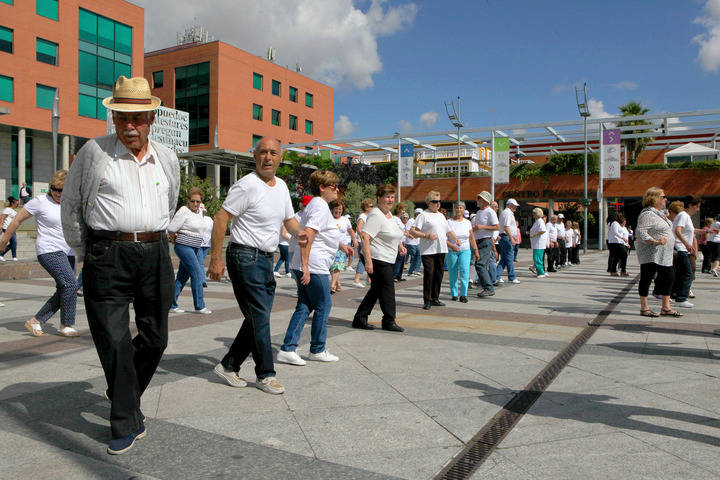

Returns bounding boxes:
[399,143,414,187]
[493,137,510,184]
[320,149,331,161]
[107,106,190,154]
[601,128,621,179]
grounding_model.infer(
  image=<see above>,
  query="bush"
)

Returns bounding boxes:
[177,171,224,217]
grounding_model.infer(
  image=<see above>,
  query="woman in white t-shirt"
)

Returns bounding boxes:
[529,207,548,278]
[446,202,478,303]
[709,214,720,276]
[0,196,19,261]
[0,170,78,337]
[410,190,460,310]
[352,185,407,332]
[352,198,374,287]
[168,187,211,314]
[274,225,293,278]
[278,171,353,366]
[329,200,356,293]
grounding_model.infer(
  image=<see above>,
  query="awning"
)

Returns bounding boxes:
[178,148,255,168]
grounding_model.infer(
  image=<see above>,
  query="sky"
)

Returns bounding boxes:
[131,0,720,140]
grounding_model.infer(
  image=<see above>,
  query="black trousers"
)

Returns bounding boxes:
[557,239,567,264]
[700,244,712,272]
[421,253,446,303]
[639,262,674,297]
[546,246,557,271]
[608,243,627,273]
[84,236,173,439]
[354,259,396,324]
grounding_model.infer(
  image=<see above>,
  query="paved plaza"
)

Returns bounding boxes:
[0,250,718,479]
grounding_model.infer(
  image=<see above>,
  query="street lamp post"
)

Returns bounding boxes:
[51,90,60,172]
[575,83,591,254]
[445,97,464,204]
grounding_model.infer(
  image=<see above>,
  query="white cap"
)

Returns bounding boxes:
[414,208,423,214]
[507,198,520,207]
[558,213,564,218]
[463,210,470,218]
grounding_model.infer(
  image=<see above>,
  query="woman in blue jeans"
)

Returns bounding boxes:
[277,170,353,366]
[169,187,211,314]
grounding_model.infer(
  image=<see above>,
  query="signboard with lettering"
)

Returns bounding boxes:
[601,128,621,180]
[107,106,189,154]
[399,143,414,187]
[493,137,510,184]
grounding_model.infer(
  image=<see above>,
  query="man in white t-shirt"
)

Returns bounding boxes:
[472,191,498,296]
[556,213,567,267]
[671,198,699,307]
[497,199,520,284]
[209,137,305,396]
[546,215,558,272]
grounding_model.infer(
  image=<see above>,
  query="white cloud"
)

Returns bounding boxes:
[588,98,612,119]
[132,0,418,90]
[612,81,638,90]
[511,128,528,135]
[419,111,439,128]
[334,115,356,137]
[666,117,690,131]
[397,119,413,132]
[694,0,720,71]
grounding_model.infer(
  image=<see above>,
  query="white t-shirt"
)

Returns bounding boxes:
[414,210,451,255]
[710,221,720,243]
[24,195,73,256]
[363,207,402,264]
[565,228,573,246]
[291,197,340,275]
[333,215,352,245]
[619,226,629,245]
[556,221,566,240]
[201,215,213,248]
[499,208,517,237]
[405,218,419,246]
[472,207,498,240]
[2,207,17,230]
[222,172,294,252]
[448,218,472,251]
[672,211,694,252]
[168,206,205,237]
[547,222,557,242]
[607,221,624,244]
[529,218,547,250]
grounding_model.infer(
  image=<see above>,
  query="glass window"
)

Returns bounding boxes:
[253,72,262,90]
[36,38,58,65]
[289,86,297,102]
[78,94,95,117]
[0,26,12,54]
[114,22,132,55]
[78,9,97,43]
[271,109,280,126]
[97,56,115,88]
[252,103,263,121]
[78,51,97,84]
[98,16,114,49]
[252,134,262,148]
[36,84,56,109]
[0,74,12,102]
[289,114,297,131]
[153,70,164,88]
[114,61,131,80]
[305,92,313,108]
[272,79,281,96]
[175,62,210,145]
[305,119,313,135]
[36,0,58,20]
[1,0,13,4]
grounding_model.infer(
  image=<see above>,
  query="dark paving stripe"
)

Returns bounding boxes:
[433,275,639,480]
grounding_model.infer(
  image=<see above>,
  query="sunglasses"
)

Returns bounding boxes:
[324,184,339,191]
[50,187,63,193]
[429,199,441,204]
[189,200,202,203]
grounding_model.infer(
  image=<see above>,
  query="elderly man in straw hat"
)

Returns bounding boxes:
[62,76,179,455]
[472,191,499,297]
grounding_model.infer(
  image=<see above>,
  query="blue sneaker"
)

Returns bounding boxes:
[107,425,146,455]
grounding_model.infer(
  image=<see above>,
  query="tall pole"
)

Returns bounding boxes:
[491,130,495,201]
[583,115,588,254]
[397,134,402,203]
[456,97,461,204]
[598,124,605,251]
[51,90,59,172]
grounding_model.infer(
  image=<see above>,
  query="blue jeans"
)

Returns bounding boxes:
[199,246,209,283]
[513,243,520,261]
[406,244,421,274]
[222,245,276,378]
[274,244,292,274]
[282,271,331,354]
[172,243,206,310]
[474,238,495,292]
[447,249,471,297]
[1,229,16,258]
[393,253,406,279]
[497,235,516,281]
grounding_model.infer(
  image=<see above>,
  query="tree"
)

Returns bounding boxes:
[618,101,653,165]
[177,171,224,217]
[342,181,376,220]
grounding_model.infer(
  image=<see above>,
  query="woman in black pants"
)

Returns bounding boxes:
[352,185,406,332]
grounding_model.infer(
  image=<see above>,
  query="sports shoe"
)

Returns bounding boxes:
[58,326,79,337]
[256,376,284,394]
[0,257,5,262]
[213,363,247,387]
[277,350,306,366]
[528,266,536,274]
[477,289,495,298]
[346,266,354,271]
[676,300,694,308]
[285,272,292,278]
[713,269,719,278]
[308,350,339,362]
[352,282,366,288]
[273,271,282,278]
[194,307,212,314]
[107,425,146,455]
[459,296,468,303]
[689,290,695,299]
[170,307,185,313]
[510,279,521,284]
[12,258,18,261]
[497,278,505,283]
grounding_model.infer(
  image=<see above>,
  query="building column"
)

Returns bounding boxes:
[61,135,70,170]
[232,164,238,184]
[497,199,504,211]
[548,199,554,217]
[17,128,26,189]
[214,164,221,199]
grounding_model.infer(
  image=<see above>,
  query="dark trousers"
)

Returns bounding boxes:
[354,259,396,324]
[546,245,557,271]
[36,251,77,326]
[608,243,627,273]
[671,251,693,302]
[557,239,567,264]
[700,244,712,272]
[421,253,445,303]
[222,245,276,379]
[474,238,495,292]
[639,262,674,297]
[84,236,172,439]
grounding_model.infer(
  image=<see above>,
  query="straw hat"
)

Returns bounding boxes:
[102,76,161,112]
[477,191,492,204]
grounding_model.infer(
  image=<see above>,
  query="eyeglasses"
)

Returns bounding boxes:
[189,200,202,203]
[114,112,151,125]
[50,187,63,193]
[429,199,441,204]
[660,195,667,199]
[324,184,339,191]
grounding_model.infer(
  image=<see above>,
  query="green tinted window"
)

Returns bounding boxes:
[271,109,280,126]
[272,79,280,96]
[252,103,262,121]
[305,92,313,108]
[36,84,55,109]
[289,114,297,130]
[0,26,12,54]
[115,23,131,54]
[79,9,97,43]
[252,135,262,147]
[0,74,12,102]
[1,0,13,4]
[175,62,210,144]
[305,119,313,134]
[36,38,58,65]
[114,61,131,80]
[253,72,262,90]
[78,94,95,117]
[36,0,58,20]
[97,56,114,88]
[78,51,97,84]
[98,16,114,48]
[153,71,163,88]
[289,86,297,102]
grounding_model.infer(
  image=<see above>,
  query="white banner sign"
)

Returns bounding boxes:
[107,106,189,154]
[601,128,621,180]
[493,137,510,184]
[399,143,414,187]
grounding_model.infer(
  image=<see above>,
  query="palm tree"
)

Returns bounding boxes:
[617,101,652,165]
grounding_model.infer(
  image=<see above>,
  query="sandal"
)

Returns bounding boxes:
[58,326,79,337]
[24,318,44,337]
[660,308,684,317]
[640,309,659,318]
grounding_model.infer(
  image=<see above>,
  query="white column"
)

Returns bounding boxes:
[232,164,238,184]
[17,128,26,188]
[548,199,554,217]
[61,135,70,170]
[214,164,221,199]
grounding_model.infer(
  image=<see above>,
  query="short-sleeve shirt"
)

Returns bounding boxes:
[335,215,352,244]
[414,210,451,255]
[363,207,402,263]
[672,211,694,252]
[291,197,340,274]
[201,215,214,248]
[2,207,17,230]
[529,218,547,250]
[405,218,419,246]
[710,222,720,243]
[607,221,624,244]
[472,207,498,240]
[556,221,566,239]
[24,195,73,256]
[222,172,294,252]
[547,222,557,242]
[448,218,472,251]
[499,208,517,237]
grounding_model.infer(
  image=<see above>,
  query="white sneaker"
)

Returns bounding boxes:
[352,282,366,288]
[12,258,17,261]
[58,326,79,337]
[0,302,4,307]
[713,269,719,278]
[308,350,339,362]
[214,363,247,387]
[277,350,306,366]
[170,307,185,313]
[273,271,282,278]
[676,300,694,308]
[346,266,354,271]
[511,279,521,283]
[537,274,547,278]
[194,307,212,314]
[256,376,284,394]
[0,257,5,262]
[497,278,505,283]
[285,272,292,278]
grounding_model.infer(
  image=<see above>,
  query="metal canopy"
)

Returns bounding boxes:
[178,148,255,168]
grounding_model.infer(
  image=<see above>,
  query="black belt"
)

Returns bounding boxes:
[499,233,508,237]
[228,242,274,258]
[88,229,166,242]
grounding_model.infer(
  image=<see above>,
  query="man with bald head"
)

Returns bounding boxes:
[209,137,305,395]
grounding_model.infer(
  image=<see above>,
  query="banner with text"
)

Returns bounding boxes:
[601,128,621,180]
[493,137,510,184]
[107,106,189,154]
[399,143,415,187]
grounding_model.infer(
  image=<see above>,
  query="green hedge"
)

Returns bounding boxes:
[622,160,720,171]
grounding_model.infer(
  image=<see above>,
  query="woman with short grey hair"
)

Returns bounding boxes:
[446,201,477,303]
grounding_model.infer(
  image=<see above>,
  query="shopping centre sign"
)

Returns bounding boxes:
[106,106,189,154]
